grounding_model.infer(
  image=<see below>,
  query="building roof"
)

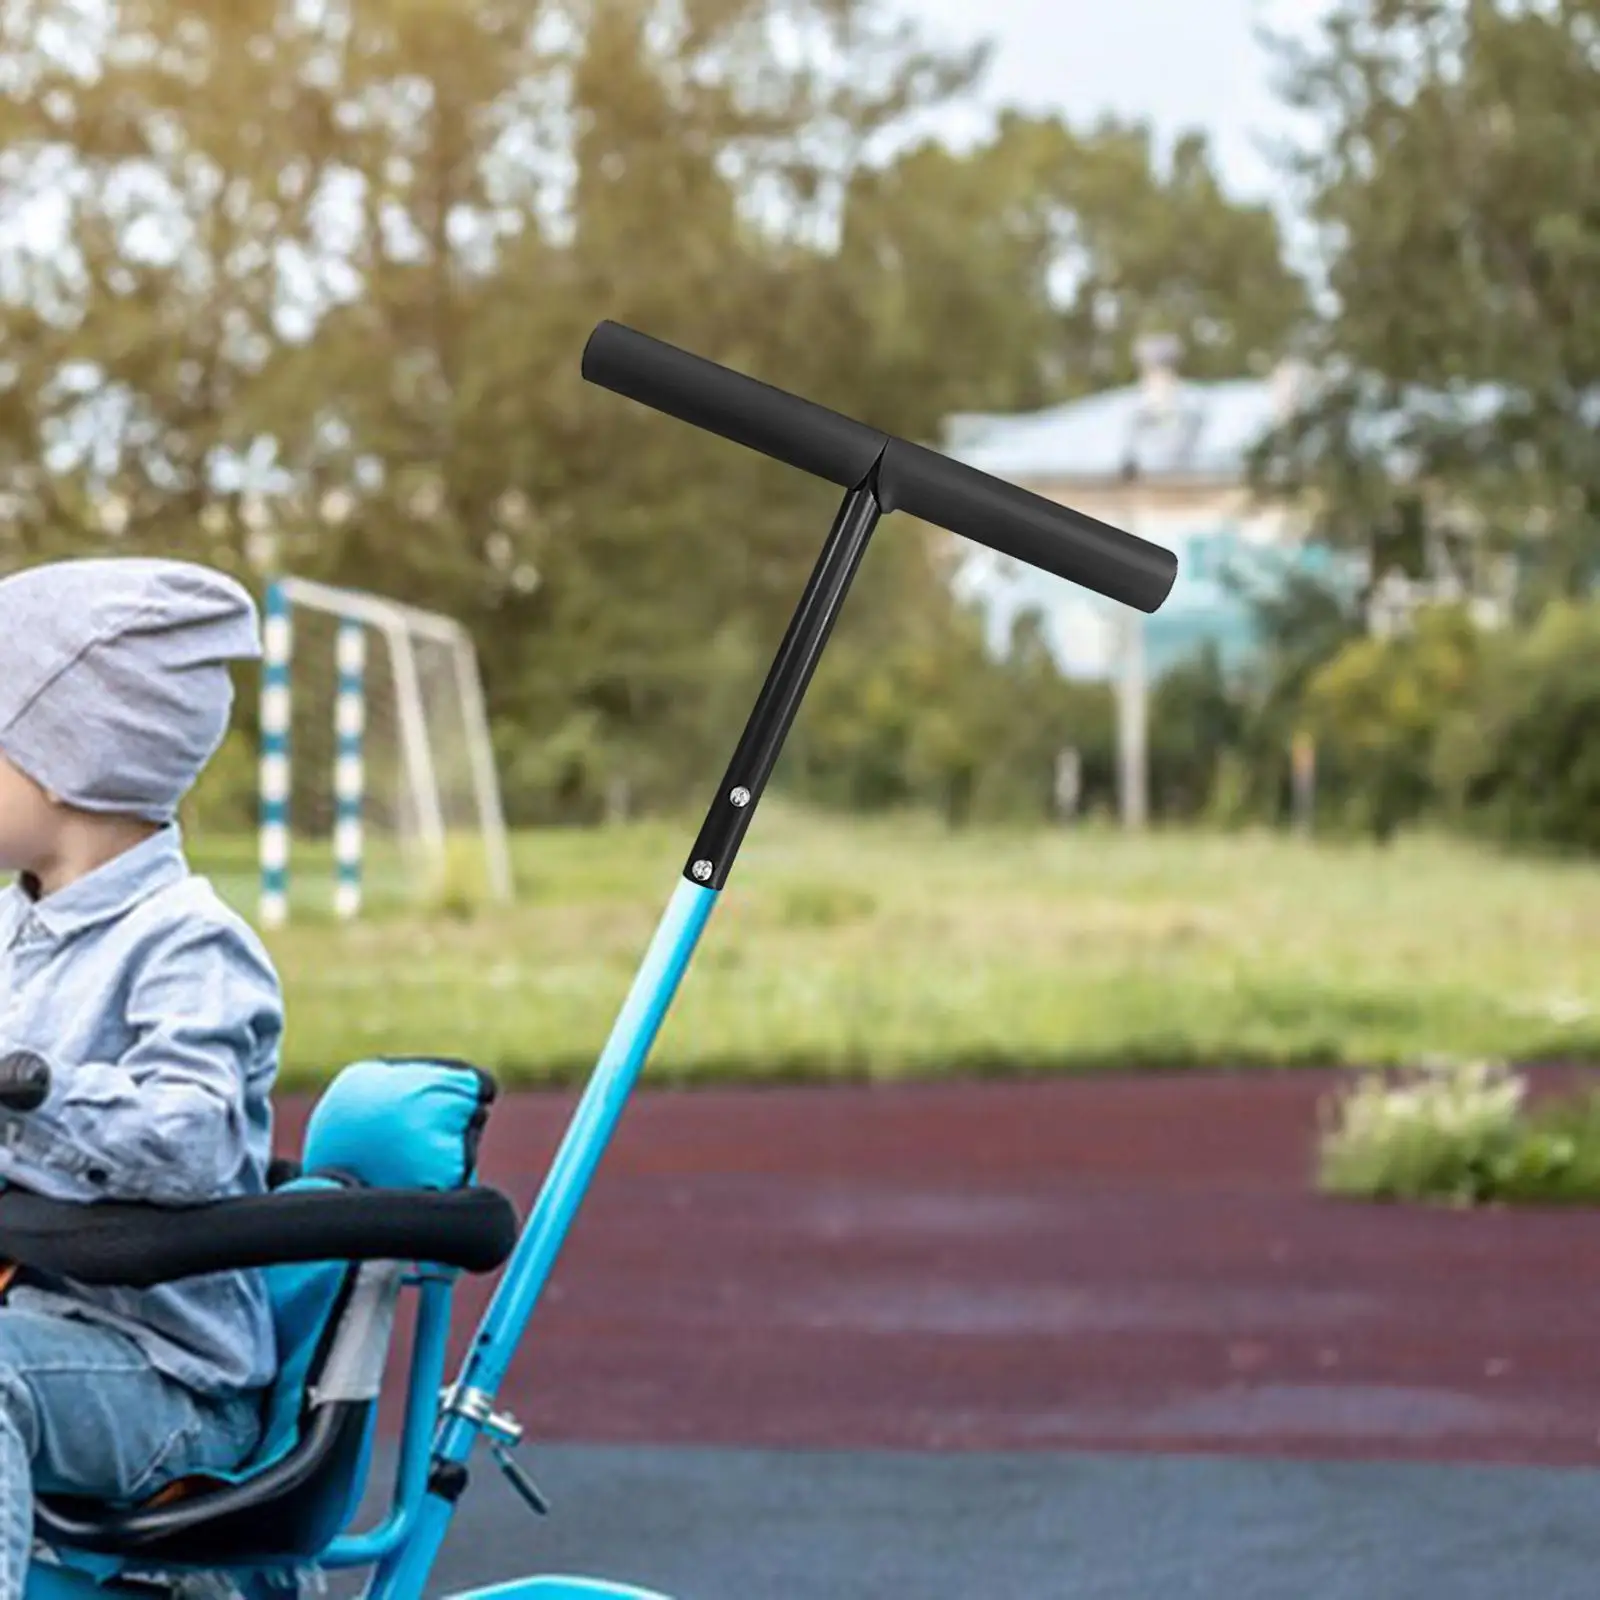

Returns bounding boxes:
[942,368,1365,681]
[944,370,1600,486]
[946,376,1286,483]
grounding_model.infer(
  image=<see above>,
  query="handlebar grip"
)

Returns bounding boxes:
[0,1051,50,1112]
[877,439,1176,612]
[581,321,889,492]
[580,321,1177,613]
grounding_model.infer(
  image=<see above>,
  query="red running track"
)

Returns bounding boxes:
[276,1069,1600,1467]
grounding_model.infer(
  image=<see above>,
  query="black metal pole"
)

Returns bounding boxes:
[684,477,883,889]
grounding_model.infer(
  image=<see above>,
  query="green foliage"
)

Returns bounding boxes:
[1318,1059,1527,1206]
[1202,751,1256,830]
[1318,1061,1600,1207]
[1201,567,1367,826]
[1125,589,1600,856]
[773,883,877,930]
[421,832,500,921]
[1495,1093,1600,1204]
[1254,0,1600,585]
[0,0,1315,831]
[785,593,1118,827]
[1434,600,1600,851]
[1303,605,1483,840]
[185,816,1600,1086]
[837,112,1305,422]
[1148,644,1246,820]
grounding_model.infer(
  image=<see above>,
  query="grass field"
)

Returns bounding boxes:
[189,805,1600,1088]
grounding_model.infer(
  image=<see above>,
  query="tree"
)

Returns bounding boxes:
[0,0,347,569]
[466,0,986,811]
[0,0,988,819]
[1149,643,1248,821]
[1434,600,1600,852]
[836,111,1308,438]
[1225,562,1368,820]
[1303,603,1483,841]
[0,0,1310,825]
[1255,0,1600,599]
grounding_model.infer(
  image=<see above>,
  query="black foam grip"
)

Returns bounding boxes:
[0,1184,519,1286]
[877,440,1177,612]
[580,321,1178,612]
[582,320,888,491]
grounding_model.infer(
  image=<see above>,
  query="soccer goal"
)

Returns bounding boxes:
[257,576,513,925]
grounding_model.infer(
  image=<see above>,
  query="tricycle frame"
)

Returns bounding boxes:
[361,477,884,1600]
[26,315,1173,1600]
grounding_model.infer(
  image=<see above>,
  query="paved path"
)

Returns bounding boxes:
[283,1068,1600,1595]
[281,1067,1600,1466]
[355,1443,1600,1598]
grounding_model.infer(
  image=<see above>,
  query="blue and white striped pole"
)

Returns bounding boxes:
[333,620,366,920]
[259,581,292,928]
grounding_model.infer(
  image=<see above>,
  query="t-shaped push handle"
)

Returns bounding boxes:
[581,320,1178,613]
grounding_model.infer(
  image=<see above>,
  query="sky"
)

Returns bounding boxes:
[900,0,1328,233]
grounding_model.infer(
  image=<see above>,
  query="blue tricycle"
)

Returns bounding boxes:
[0,324,1176,1600]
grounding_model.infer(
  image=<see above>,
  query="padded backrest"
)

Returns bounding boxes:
[253,1177,357,1475]
[239,1057,499,1481]
[302,1056,497,1190]
[29,1056,506,1570]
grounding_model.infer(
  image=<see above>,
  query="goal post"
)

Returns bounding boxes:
[257,576,513,926]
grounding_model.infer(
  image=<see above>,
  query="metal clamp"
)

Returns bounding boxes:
[438,1384,550,1514]
[439,1383,524,1446]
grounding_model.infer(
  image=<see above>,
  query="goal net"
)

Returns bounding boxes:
[258,576,513,925]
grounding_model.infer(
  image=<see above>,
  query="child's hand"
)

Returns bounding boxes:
[0,1050,49,1111]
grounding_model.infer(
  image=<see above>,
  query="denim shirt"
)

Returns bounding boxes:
[0,825,279,1396]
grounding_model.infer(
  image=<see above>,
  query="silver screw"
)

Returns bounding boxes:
[729,786,751,808]
[691,860,713,882]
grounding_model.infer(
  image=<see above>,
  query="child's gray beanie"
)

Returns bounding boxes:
[0,557,261,823]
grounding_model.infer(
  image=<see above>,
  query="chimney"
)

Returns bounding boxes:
[1134,332,1182,417]
[1269,357,1307,421]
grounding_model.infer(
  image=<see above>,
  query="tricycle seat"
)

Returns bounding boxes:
[1,1056,518,1572]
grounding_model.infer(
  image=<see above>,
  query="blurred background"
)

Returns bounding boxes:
[1,0,1597,1142]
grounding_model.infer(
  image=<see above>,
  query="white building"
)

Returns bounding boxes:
[943,344,1527,681]
[944,345,1340,680]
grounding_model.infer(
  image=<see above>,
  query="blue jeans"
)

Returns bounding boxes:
[0,1308,262,1598]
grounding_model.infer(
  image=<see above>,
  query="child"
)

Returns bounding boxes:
[0,557,280,1594]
